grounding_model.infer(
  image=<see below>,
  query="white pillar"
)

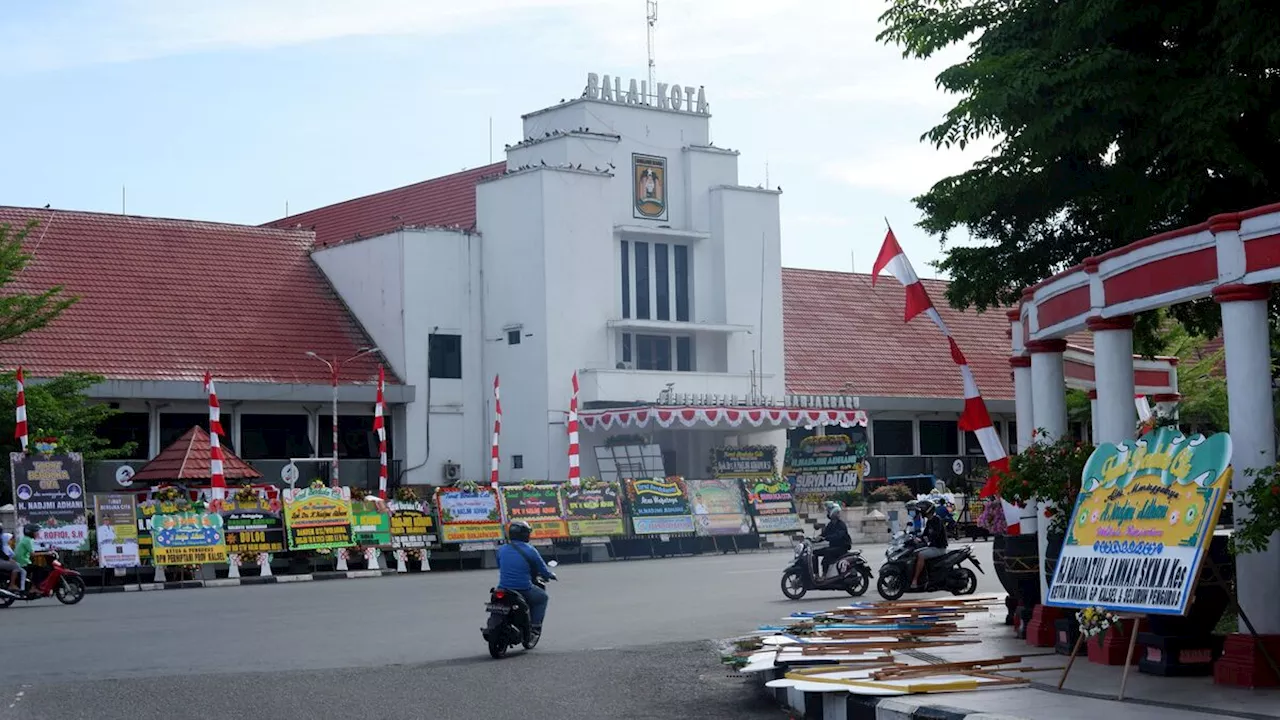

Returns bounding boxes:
[1029,339,1069,441]
[1088,392,1101,444]
[1089,316,1137,444]
[1011,357,1035,451]
[1215,283,1280,634]
[1010,356,1038,536]
[1028,338,1069,601]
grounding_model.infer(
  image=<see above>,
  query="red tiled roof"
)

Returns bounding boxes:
[783,269,1017,399]
[262,163,504,248]
[0,207,387,385]
[130,425,262,483]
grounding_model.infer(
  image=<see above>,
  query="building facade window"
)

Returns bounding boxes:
[620,333,693,372]
[673,244,690,321]
[655,243,670,321]
[240,414,312,459]
[919,420,959,455]
[619,240,691,323]
[620,239,631,319]
[320,414,394,459]
[160,413,209,449]
[429,334,462,379]
[872,419,914,456]
[634,241,650,319]
[97,412,149,460]
[512,454,523,469]
[507,329,521,345]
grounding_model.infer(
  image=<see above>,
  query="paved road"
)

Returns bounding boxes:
[0,541,1000,719]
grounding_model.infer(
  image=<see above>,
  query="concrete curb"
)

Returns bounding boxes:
[83,569,401,594]
[757,668,1029,720]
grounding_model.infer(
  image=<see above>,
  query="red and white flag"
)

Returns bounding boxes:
[374,365,387,500]
[567,372,580,486]
[871,227,1019,527]
[490,375,501,494]
[14,367,27,453]
[204,371,226,501]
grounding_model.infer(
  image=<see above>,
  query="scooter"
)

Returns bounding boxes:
[481,559,558,659]
[780,537,873,600]
[0,551,87,607]
[875,531,982,600]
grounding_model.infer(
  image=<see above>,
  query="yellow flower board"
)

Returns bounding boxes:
[283,487,355,550]
[1046,427,1232,615]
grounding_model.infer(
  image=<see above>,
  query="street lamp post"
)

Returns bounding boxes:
[306,347,378,488]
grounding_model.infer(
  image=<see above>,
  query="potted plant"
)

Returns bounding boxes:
[977,497,1017,625]
[1000,429,1094,587]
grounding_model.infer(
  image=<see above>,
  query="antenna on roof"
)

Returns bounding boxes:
[121,185,126,215]
[489,116,494,164]
[851,249,855,274]
[285,200,289,217]
[647,0,658,102]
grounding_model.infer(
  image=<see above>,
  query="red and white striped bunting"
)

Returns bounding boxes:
[871,227,1014,522]
[579,406,868,431]
[567,372,580,486]
[374,365,387,500]
[490,375,501,493]
[14,366,27,453]
[204,371,226,501]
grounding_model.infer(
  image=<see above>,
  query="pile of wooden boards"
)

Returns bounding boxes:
[723,595,1056,697]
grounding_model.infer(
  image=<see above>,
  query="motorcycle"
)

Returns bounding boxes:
[875,532,982,600]
[0,551,87,608]
[780,537,873,600]
[481,559,558,659]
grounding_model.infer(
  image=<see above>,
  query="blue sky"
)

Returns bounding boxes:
[0,0,987,277]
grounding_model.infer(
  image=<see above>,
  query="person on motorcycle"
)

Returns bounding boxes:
[496,520,557,638]
[910,500,948,589]
[815,501,852,578]
[0,523,19,597]
[12,524,39,593]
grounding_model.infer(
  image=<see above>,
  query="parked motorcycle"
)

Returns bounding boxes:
[481,559,558,659]
[875,532,982,600]
[0,551,87,607]
[780,537,873,600]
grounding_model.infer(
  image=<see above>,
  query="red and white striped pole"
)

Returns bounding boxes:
[374,365,387,499]
[204,371,227,501]
[567,371,580,486]
[490,375,501,492]
[490,375,505,523]
[14,367,27,453]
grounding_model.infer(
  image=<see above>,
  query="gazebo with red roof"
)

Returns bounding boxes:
[129,426,262,485]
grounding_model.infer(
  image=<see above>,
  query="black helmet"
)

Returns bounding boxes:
[508,520,532,543]
[912,500,935,517]
[23,524,39,538]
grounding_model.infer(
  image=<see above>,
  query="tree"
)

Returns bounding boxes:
[1159,320,1230,433]
[877,0,1280,349]
[0,373,135,505]
[0,220,77,342]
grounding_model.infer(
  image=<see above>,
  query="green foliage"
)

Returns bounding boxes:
[0,220,78,343]
[1159,319,1230,432]
[999,430,1094,536]
[1229,463,1280,555]
[868,483,915,502]
[1065,388,1091,426]
[0,372,133,504]
[877,0,1280,347]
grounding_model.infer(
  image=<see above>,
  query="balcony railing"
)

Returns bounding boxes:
[578,367,778,406]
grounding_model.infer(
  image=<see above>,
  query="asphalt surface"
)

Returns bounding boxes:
[0,541,1000,719]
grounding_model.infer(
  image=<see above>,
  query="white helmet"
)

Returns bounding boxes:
[824,501,842,519]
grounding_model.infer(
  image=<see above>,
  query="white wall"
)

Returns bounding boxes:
[477,171,552,483]
[311,235,406,376]
[314,228,482,486]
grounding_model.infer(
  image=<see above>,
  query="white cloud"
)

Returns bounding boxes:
[822,138,996,197]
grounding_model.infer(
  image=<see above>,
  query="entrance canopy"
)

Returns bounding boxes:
[578,405,869,431]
